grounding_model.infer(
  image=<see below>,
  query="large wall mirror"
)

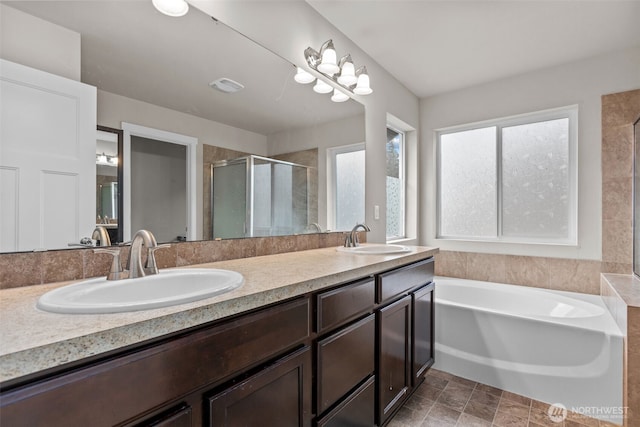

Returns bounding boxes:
[2,1,365,252]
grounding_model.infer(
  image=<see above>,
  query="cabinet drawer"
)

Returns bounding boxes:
[0,297,310,427]
[316,314,375,414]
[376,258,434,304]
[316,278,375,333]
[316,376,375,427]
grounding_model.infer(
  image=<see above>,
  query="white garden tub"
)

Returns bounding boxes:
[432,276,623,423]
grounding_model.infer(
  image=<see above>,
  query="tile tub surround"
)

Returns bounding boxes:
[601,274,640,427]
[0,231,365,290]
[601,89,640,275]
[435,250,602,294]
[0,245,437,383]
[390,368,615,427]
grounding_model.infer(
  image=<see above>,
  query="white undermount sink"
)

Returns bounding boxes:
[336,244,412,255]
[37,268,244,314]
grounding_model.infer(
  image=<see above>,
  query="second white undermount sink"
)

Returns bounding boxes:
[37,268,244,314]
[336,244,412,255]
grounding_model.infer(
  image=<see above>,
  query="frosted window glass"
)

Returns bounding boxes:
[502,118,569,238]
[439,127,497,237]
[386,128,404,239]
[336,149,365,231]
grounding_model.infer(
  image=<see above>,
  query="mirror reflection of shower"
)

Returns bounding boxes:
[211,155,316,239]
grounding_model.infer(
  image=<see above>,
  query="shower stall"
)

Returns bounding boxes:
[210,155,313,239]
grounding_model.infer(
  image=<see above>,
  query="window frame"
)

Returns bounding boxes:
[386,125,406,241]
[436,105,578,245]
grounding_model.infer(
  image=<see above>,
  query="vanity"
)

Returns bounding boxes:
[0,246,437,426]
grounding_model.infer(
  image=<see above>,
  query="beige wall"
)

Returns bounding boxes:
[0,4,80,81]
[422,47,640,261]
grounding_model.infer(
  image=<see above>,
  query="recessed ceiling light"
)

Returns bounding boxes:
[209,78,245,94]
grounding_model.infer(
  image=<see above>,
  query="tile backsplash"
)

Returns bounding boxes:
[435,250,602,294]
[0,232,362,290]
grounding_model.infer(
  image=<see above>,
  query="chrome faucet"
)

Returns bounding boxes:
[91,226,111,247]
[307,222,323,233]
[127,229,169,279]
[94,229,169,280]
[344,223,371,247]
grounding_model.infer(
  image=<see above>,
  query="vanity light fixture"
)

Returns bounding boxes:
[295,39,372,102]
[331,89,349,103]
[152,0,189,17]
[313,79,333,94]
[96,153,118,166]
[294,67,315,84]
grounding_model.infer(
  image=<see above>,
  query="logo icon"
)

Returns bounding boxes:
[548,403,567,423]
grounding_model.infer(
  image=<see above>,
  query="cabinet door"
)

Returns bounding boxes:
[208,347,312,427]
[412,283,435,385]
[317,314,375,414]
[316,376,375,427]
[377,295,411,426]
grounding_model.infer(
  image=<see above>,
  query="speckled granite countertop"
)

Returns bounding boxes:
[0,245,437,383]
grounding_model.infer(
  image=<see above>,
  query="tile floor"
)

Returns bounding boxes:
[388,368,620,427]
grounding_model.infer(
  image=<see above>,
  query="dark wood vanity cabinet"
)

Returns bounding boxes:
[0,256,435,427]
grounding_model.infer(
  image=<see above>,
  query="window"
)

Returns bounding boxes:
[328,144,365,231]
[437,106,577,244]
[386,127,405,240]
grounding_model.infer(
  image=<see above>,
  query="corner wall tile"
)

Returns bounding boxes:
[602,178,633,222]
[546,258,601,294]
[601,262,633,275]
[602,220,633,264]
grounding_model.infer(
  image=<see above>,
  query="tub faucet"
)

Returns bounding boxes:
[127,229,170,279]
[345,223,370,247]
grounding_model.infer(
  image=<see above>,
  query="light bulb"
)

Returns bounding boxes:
[313,79,333,94]
[337,61,357,86]
[152,0,189,17]
[331,89,349,103]
[353,73,372,95]
[294,67,315,84]
[317,41,340,75]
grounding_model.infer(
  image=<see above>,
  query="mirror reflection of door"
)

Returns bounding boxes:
[131,136,187,243]
[122,123,197,243]
[96,126,122,244]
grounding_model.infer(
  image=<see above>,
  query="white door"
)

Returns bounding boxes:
[0,59,97,252]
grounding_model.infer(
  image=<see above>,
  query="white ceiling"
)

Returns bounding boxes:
[308,1,640,98]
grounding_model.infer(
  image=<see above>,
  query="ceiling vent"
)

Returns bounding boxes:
[209,78,244,94]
